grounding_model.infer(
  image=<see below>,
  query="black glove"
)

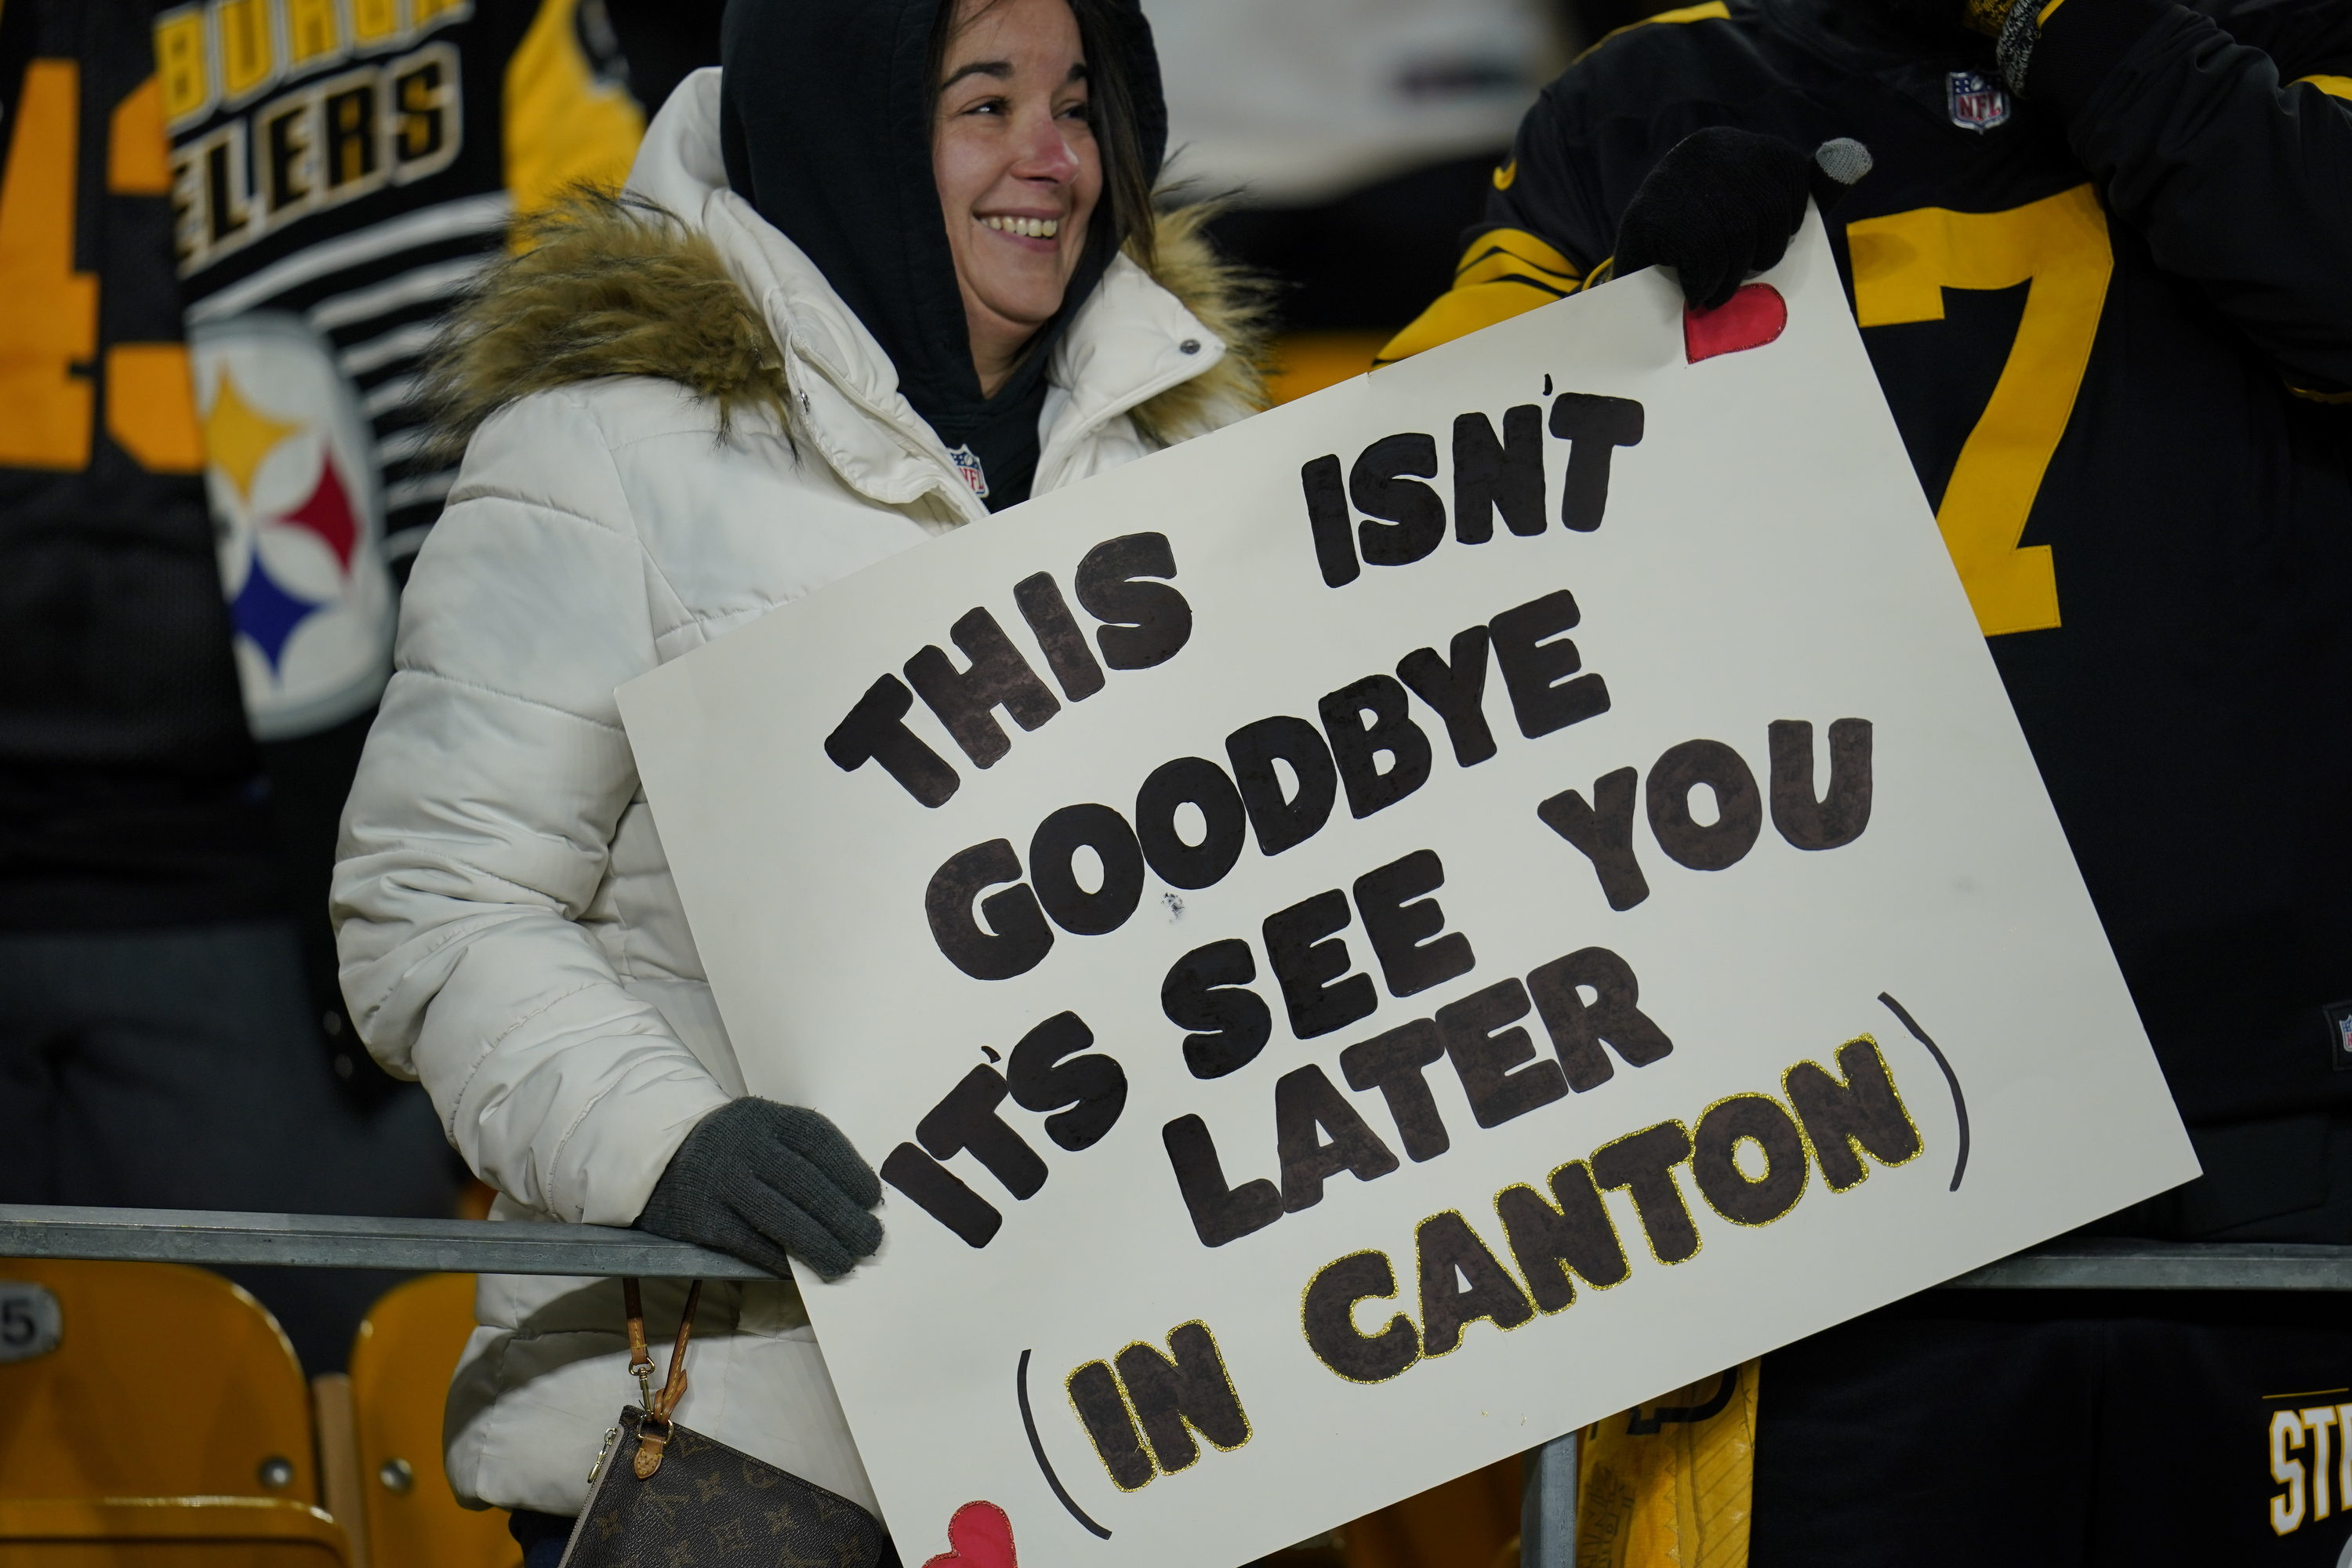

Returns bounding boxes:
[1614,130,1873,310]
[636,1098,884,1279]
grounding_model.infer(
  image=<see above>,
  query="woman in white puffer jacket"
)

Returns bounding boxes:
[329,0,1265,1556]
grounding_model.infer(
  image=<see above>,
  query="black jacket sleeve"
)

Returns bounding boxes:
[2031,0,2352,394]
[1472,88,1620,274]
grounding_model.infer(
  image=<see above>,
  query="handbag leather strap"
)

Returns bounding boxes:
[621,1277,702,1479]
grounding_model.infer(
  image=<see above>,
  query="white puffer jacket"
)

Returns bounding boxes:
[331,69,1265,1518]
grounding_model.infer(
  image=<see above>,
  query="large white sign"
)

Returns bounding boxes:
[619,219,2196,1568]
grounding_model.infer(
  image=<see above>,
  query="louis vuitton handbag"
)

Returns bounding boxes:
[557,1279,896,1568]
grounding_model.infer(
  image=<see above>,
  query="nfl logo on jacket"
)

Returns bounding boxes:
[1946,69,2011,129]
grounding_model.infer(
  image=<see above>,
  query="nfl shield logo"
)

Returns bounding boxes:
[948,443,991,499]
[1947,70,2011,131]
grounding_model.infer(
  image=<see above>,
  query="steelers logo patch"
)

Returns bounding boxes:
[193,312,396,740]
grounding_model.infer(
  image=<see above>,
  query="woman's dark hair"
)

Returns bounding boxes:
[927,0,1158,270]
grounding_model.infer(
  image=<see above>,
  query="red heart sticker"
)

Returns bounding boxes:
[1684,283,1788,363]
[923,1501,1017,1568]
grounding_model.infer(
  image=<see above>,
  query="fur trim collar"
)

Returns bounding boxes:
[421,189,1271,466]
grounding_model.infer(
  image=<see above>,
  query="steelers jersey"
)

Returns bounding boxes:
[159,0,641,739]
[1383,0,2352,1130]
[0,0,278,927]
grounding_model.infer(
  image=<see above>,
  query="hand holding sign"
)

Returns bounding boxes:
[619,216,2193,1568]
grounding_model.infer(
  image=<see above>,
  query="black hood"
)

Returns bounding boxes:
[720,0,1165,496]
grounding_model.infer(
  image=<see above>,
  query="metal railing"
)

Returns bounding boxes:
[8,1207,2344,1566]
[13,1204,2345,1287]
[0,1203,764,1279]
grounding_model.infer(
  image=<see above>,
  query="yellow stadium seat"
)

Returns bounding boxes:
[0,1496,349,1566]
[346,1276,518,1568]
[0,1260,317,1504]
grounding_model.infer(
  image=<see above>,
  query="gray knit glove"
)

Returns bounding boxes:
[635,1099,884,1279]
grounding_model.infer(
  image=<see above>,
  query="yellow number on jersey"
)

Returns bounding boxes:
[0,60,203,475]
[1847,185,2113,637]
[0,60,102,470]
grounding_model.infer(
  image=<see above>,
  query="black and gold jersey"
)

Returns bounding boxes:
[0,1,640,927]
[0,0,278,928]
[155,0,642,1070]
[1753,1290,2352,1564]
[160,0,641,741]
[1385,0,2352,1131]
[162,0,641,544]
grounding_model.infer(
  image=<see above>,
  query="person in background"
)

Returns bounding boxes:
[331,0,1268,1559]
[138,0,641,1354]
[163,0,645,1105]
[1382,0,2351,1556]
[0,0,457,1374]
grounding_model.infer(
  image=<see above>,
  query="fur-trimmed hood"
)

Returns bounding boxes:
[423,77,1270,481]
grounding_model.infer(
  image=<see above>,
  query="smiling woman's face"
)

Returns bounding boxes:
[933,0,1102,397]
